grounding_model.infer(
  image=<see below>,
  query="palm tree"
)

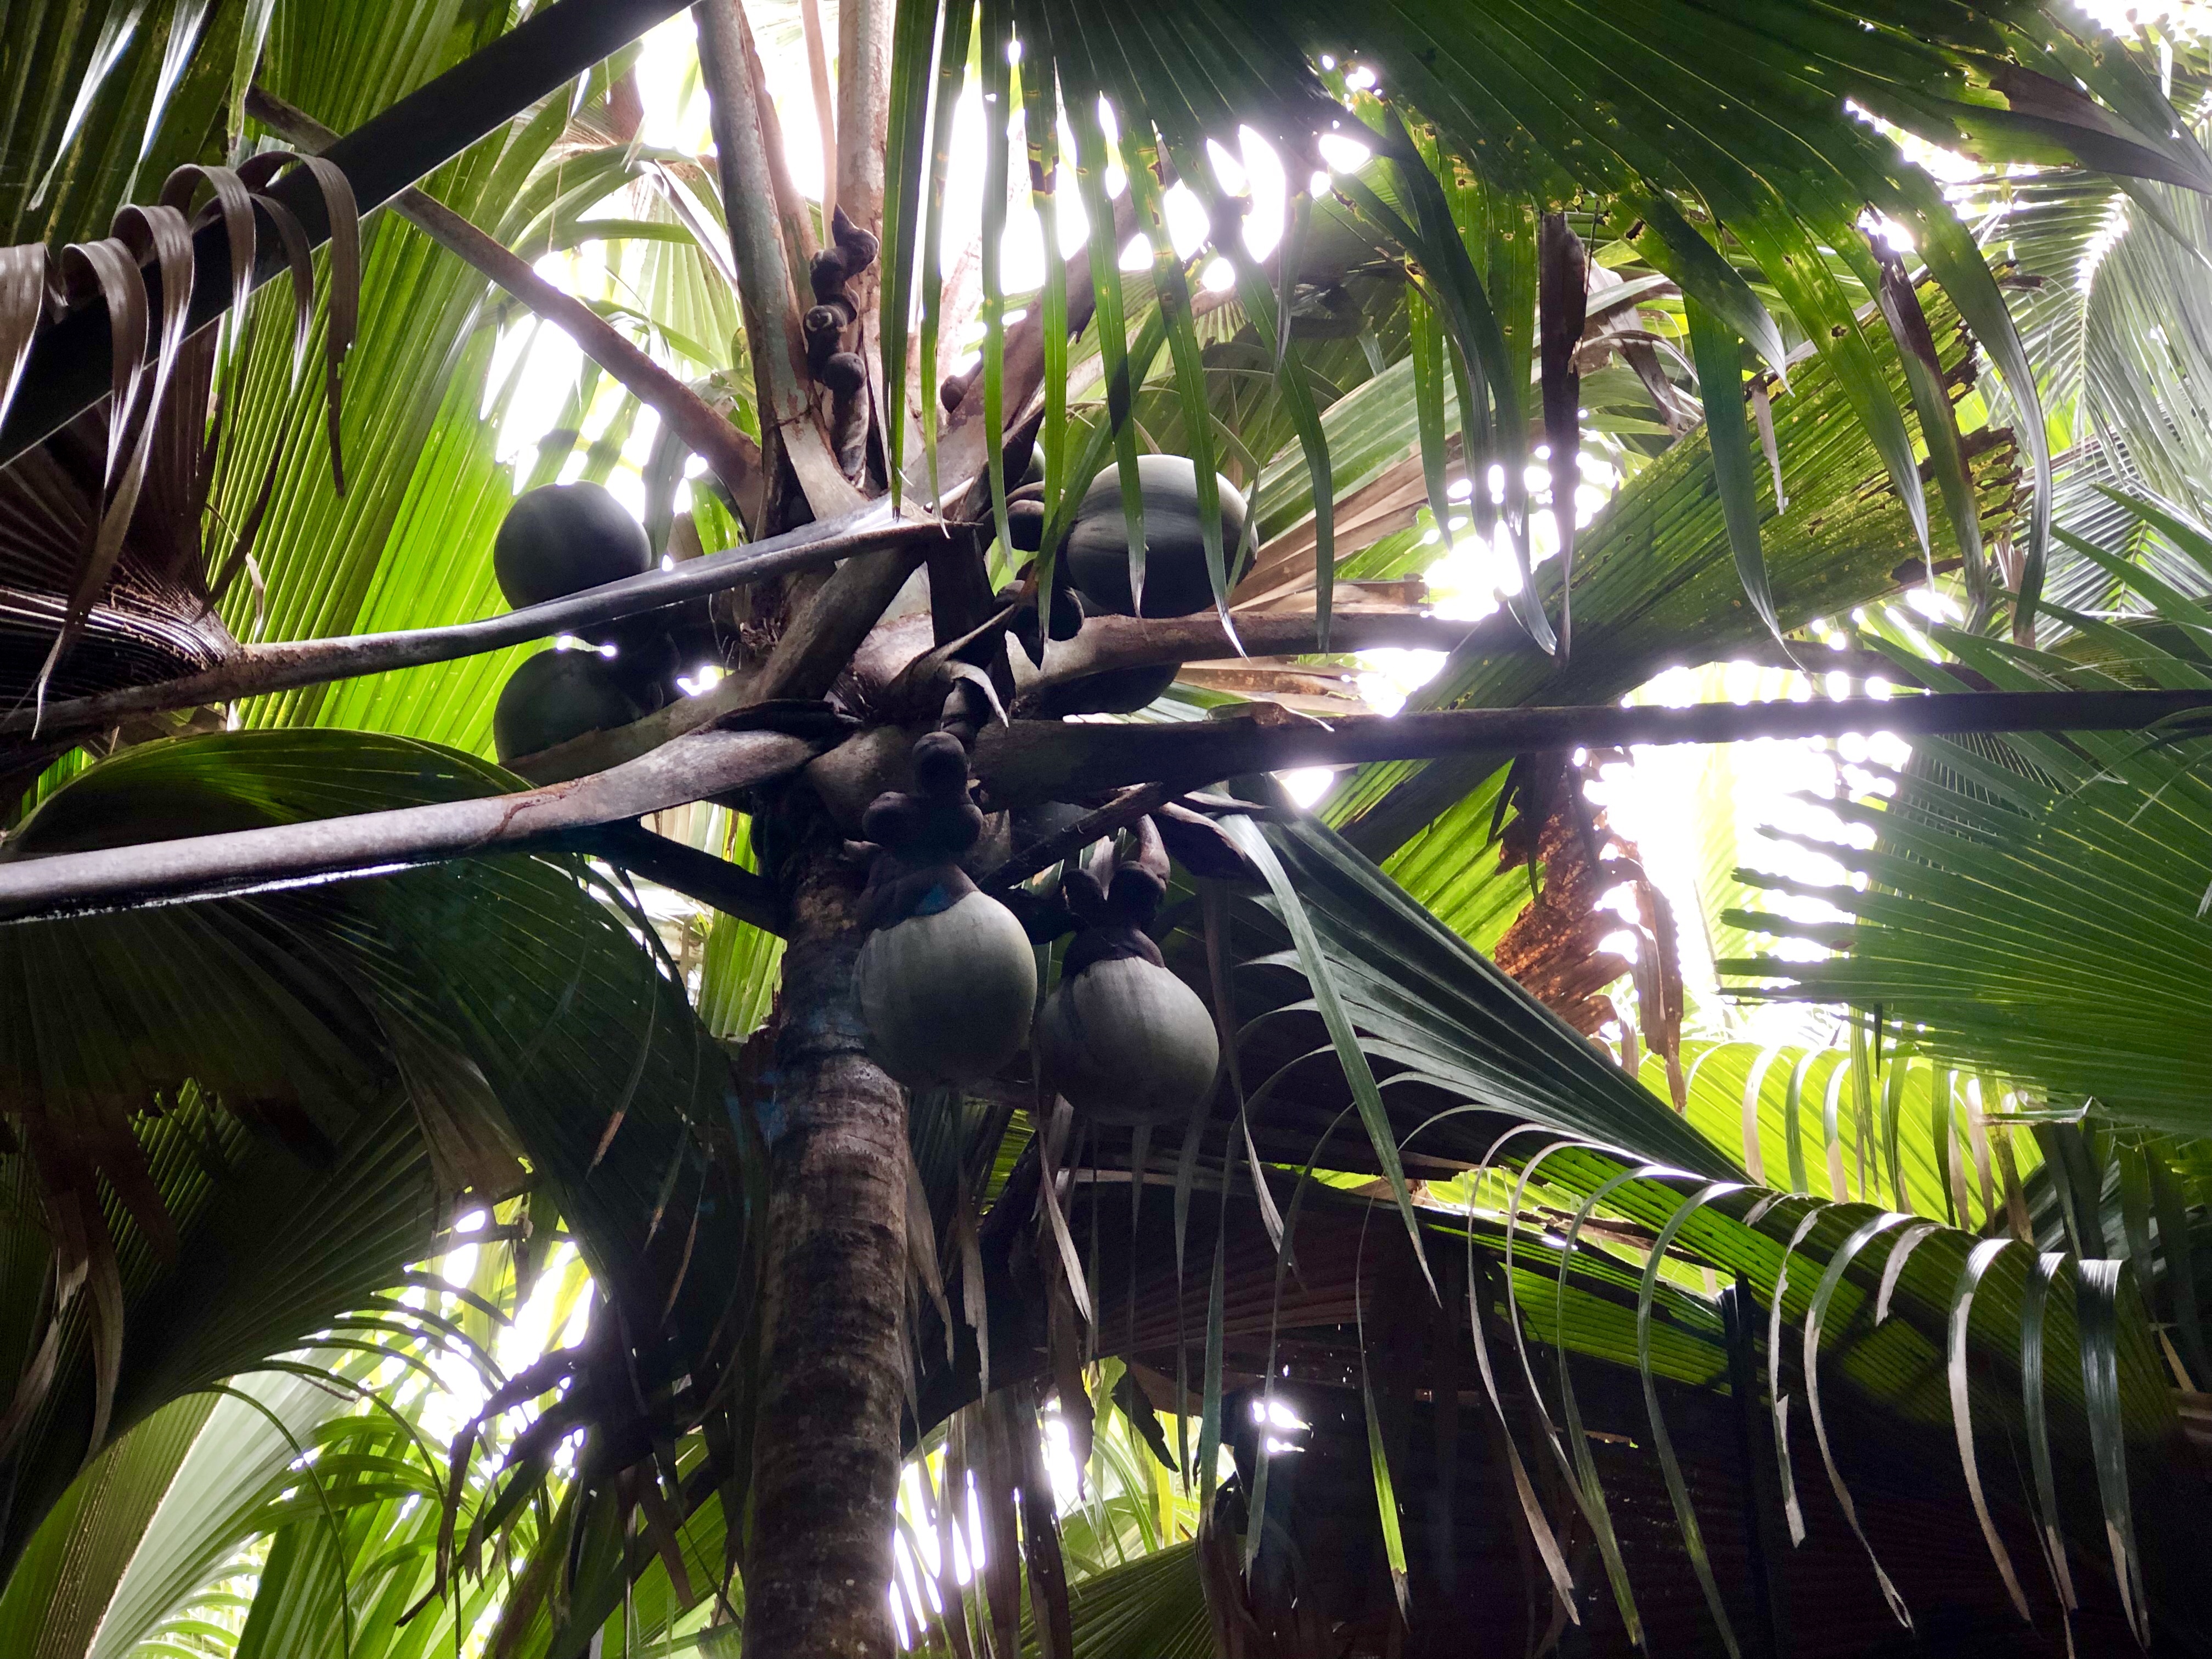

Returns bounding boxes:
[0,1,2206,1656]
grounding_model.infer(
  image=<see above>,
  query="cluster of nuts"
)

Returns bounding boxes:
[803,208,881,482]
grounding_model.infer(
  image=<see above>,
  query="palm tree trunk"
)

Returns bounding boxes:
[742,838,908,1659]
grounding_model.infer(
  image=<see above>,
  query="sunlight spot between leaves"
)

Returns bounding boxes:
[635,13,714,153]
[1859,207,1917,255]
[1904,584,1962,623]
[1317,132,1372,173]
[1355,649,1446,714]
[1208,137,1248,196]
[1042,1411,1082,1506]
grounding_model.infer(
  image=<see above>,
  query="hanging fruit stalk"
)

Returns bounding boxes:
[1036,814,1220,1126]
[853,714,1037,1087]
[804,210,884,486]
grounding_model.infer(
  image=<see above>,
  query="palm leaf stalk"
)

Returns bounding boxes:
[0,500,937,746]
[4,690,2208,923]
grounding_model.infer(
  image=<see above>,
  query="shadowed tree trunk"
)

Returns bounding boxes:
[691,7,915,1643]
[744,838,910,1659]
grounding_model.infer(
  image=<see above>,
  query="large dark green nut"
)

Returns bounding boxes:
[1028,662,1178,718]
[493,647,646,763]
[493,482,652,611]
[1037,956,1220,1127]
[1062,454,1247,619]
[856,890,1037,1087]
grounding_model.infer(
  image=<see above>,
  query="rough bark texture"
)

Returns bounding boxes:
[743,840,909,1659]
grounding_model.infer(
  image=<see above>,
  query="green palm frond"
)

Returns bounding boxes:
[54,1232,601,1659]
[881,0,2206,654]
[1967,123,2212,613]
[1722,492,2212,1131]
[0,1391,221,1658]
[0,0,273,250]
[1133,814,2205,1640]
[1023,1539,1210,1658]
[1331,283,2017,861]
[1655,1035,2048,1231]
[0,728,752,1569]
[5,7,2212,1654]
[83,1373,356,1659]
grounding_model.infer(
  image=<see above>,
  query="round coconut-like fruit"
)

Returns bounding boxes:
[1062,454,1248,618]
[1037,955,1219,1126]
[494,482,652,611]
[853,731,1037,1087]
[1029,662,1178,718]
[1036,815,1217,1125]
[856,887,1037,1086]
[493,647,645,763]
